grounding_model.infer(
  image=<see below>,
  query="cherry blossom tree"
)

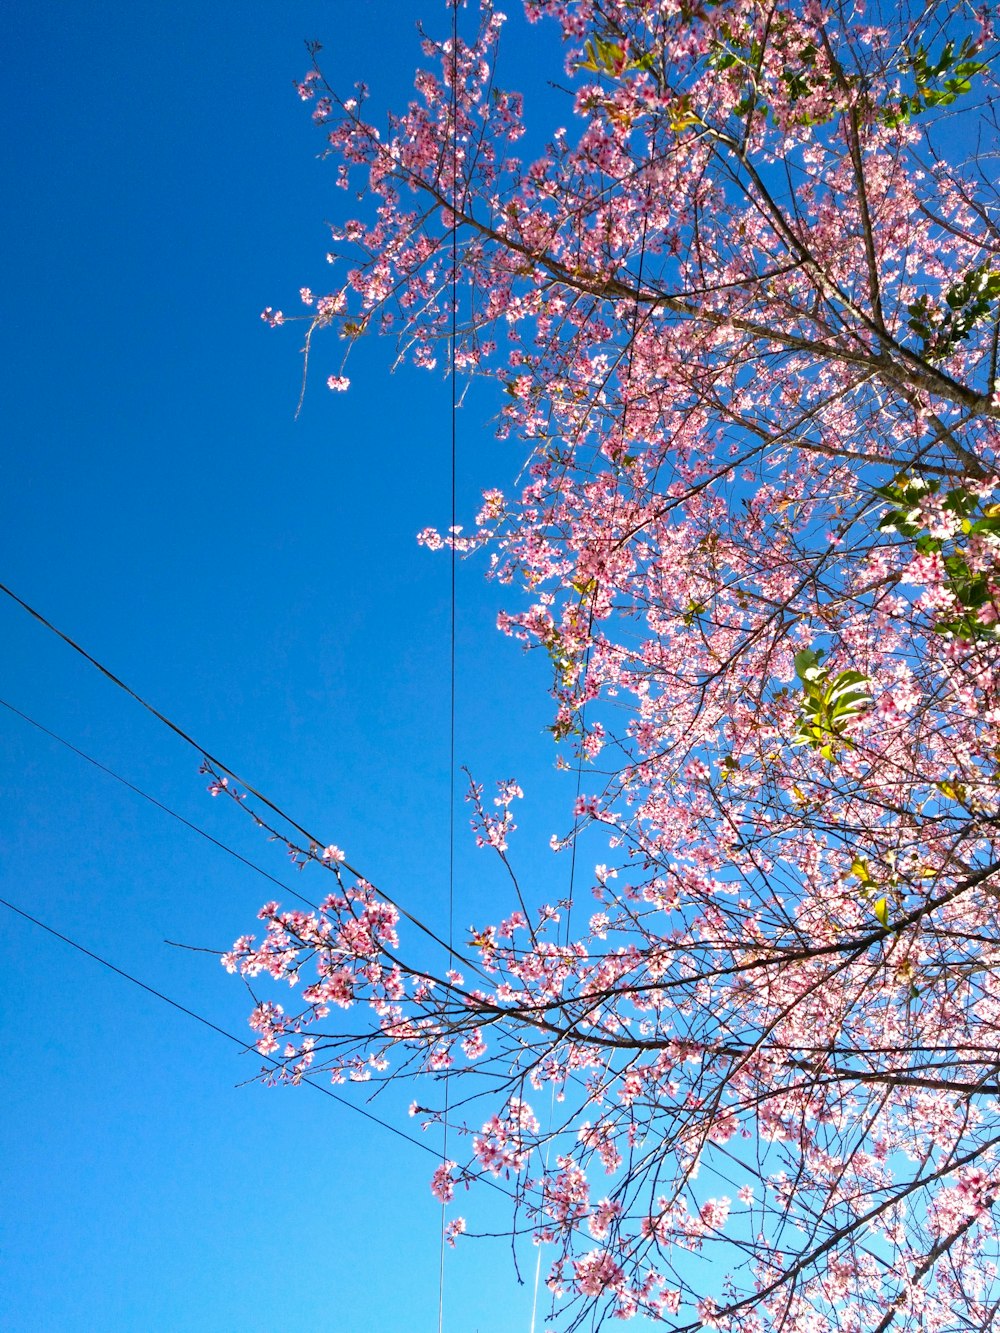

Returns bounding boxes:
[226,1,1000,1326]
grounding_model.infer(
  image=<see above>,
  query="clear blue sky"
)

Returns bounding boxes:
[0,4,583,1329]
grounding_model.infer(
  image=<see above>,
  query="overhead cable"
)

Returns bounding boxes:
[0,580,456,956]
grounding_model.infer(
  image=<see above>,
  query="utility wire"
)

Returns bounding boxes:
[0,708,518,1200]
[439,5,461,1329]
[1,890,517,1204]
[0,580,455,957]
[0,891,442,1158]
[0,696,315,909]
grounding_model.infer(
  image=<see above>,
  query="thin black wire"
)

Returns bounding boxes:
[0,704,519,1206]
[0,696,315,909]
[439,4,461,1328]
[448,55,458,967]
[0,579,454,956]
[0,891,443,1159]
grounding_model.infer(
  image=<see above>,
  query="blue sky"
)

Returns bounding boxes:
[0,3,585,1328]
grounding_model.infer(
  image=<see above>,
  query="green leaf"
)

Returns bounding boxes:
[682,599,708,625]
[794,648,823,681]
[791,655,870,758]
[874,898,889,927]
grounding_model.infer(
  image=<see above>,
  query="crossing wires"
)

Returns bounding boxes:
[0,700,515,1201]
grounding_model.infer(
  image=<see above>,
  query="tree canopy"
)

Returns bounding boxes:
[225,1,1000,1327]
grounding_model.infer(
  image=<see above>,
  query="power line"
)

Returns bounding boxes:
[0,696,316,910]
[1,594,518,1189]
[0,890,442,1157]
[0,889,520,1204]
[0,579,456,957]
[440,3,462,1325]
[1,700,517,1200]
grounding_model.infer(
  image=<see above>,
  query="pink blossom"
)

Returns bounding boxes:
[430,1160,456,1204]
[228,4,1000,1325]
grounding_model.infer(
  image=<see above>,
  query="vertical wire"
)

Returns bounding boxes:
[438,3,460,1331]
